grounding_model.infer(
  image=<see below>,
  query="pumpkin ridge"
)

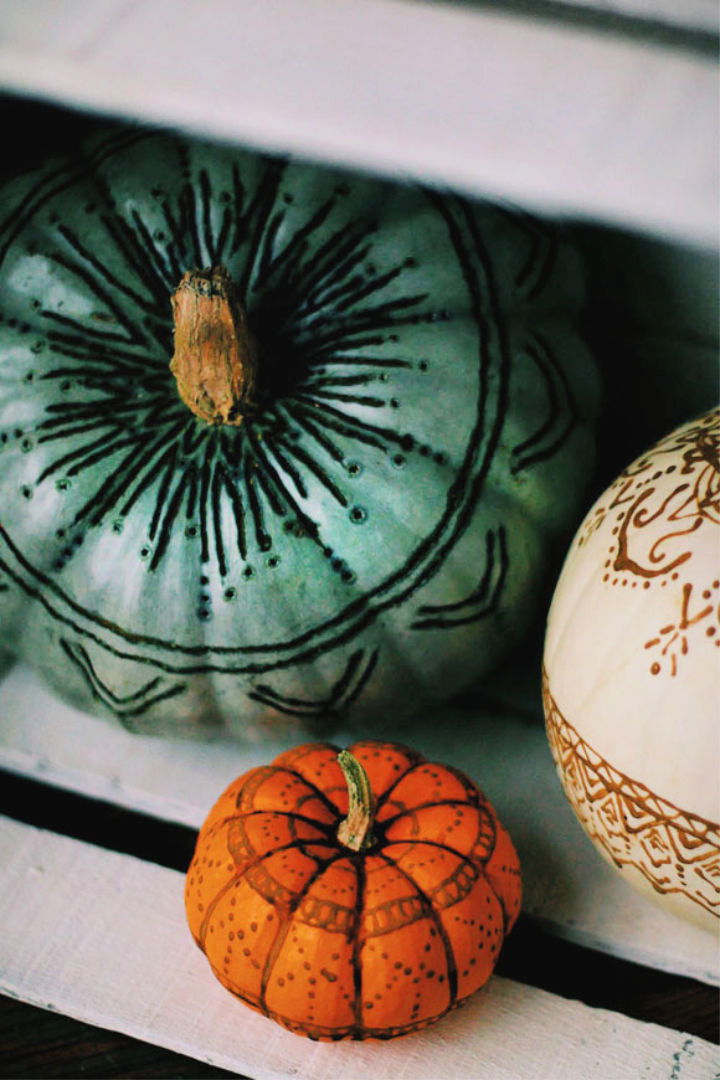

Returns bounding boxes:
[371,759,428,814]
[196,835,343,951]
[257,193,337,289]
[257,764,345,821]
[125,205,180,297]
[349,855,366,1038]
[56,220,158,315]
[380,798,487,828]
[373,849,458,1014]
[510,332,578,475]
[421,192,513,569]
[236,159,288,298]
[257,849,350,1019]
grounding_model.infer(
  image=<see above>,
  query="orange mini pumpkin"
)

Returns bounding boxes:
[185,740,521,1040]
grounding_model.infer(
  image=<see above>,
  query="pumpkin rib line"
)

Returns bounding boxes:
[238,763,345,822]
[237,159,288,299]
[258,849,350,1017]
[236,425,328,556]
[54,222,158,315]
[510,333,578,474]
[250,648,376,717]
[42,252,148,346]
[412,526,508,629]
[383,836,493,869]
[257,193,336,289]
[372,758,429,814]
[380,796,489,828]
[123,206,178,298]
[282,217,375,317]
[382,834,514,934]
[374,850,459,1012]
[350,856,367,1038]
[196,838,340,949]
[409,192,512,606]
[271,430,349,508]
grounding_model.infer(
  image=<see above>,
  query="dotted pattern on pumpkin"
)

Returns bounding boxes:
[185,739,521,1040]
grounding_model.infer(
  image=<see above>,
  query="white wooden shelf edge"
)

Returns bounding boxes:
[0,0,717,248]
[1,816,717,1080]
[0,662,717,988]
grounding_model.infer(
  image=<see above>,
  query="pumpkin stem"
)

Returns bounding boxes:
[336,750,376,852]
[170,266,257,426]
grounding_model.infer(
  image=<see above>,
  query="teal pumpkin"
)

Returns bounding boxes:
[0,127,599,739]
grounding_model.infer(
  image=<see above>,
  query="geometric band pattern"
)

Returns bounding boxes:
[543,669,720,920]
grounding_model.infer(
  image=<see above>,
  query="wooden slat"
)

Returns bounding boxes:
[0,661,716,987]
[0,0,716,246]
[1,815,717,1080]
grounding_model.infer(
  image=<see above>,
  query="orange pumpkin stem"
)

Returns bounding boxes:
[336,750,376,852]
[170,266,257,426]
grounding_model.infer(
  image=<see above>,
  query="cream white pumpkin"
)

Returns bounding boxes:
[543,408,720,934]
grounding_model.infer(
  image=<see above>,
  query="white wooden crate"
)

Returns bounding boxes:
[0,660,718,1077]
[2,818,718,1080]
[0,0,717,247]
[0,1,717,1074]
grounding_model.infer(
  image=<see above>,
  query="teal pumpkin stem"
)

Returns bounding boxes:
[336,749,377,852]
[169,265,257,426]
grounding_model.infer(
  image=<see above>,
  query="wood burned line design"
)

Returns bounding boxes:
[413,526,508,629]
[249,648,378,722]
[543,670,720,918]
[188,745,516,1039]
[60,637,186,725]
[578,409,720,559]
[8,149,439,581]
[643,580,720,676]
[0,133,580,592]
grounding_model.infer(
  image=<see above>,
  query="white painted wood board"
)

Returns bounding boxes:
[1,815,717,1080]
[0,661,717,987]
[0,0,716,247]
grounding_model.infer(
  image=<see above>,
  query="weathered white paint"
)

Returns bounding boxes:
[1,815,717,1079]
[0,660,717,985]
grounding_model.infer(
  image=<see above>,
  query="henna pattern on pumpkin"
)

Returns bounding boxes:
[0,131,587,743]
[185,741,520,1040]
[579,409,719,556]
[543,669,720,919]
[510,333,578,475]
[248,648,379,723]
[577,409,720,677]
[60,637,186,726]
[643,580,720,676]
[412,526,508,629]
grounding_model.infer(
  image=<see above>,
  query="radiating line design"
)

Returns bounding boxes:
[13,139,446,585]
[0,129,588,731]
